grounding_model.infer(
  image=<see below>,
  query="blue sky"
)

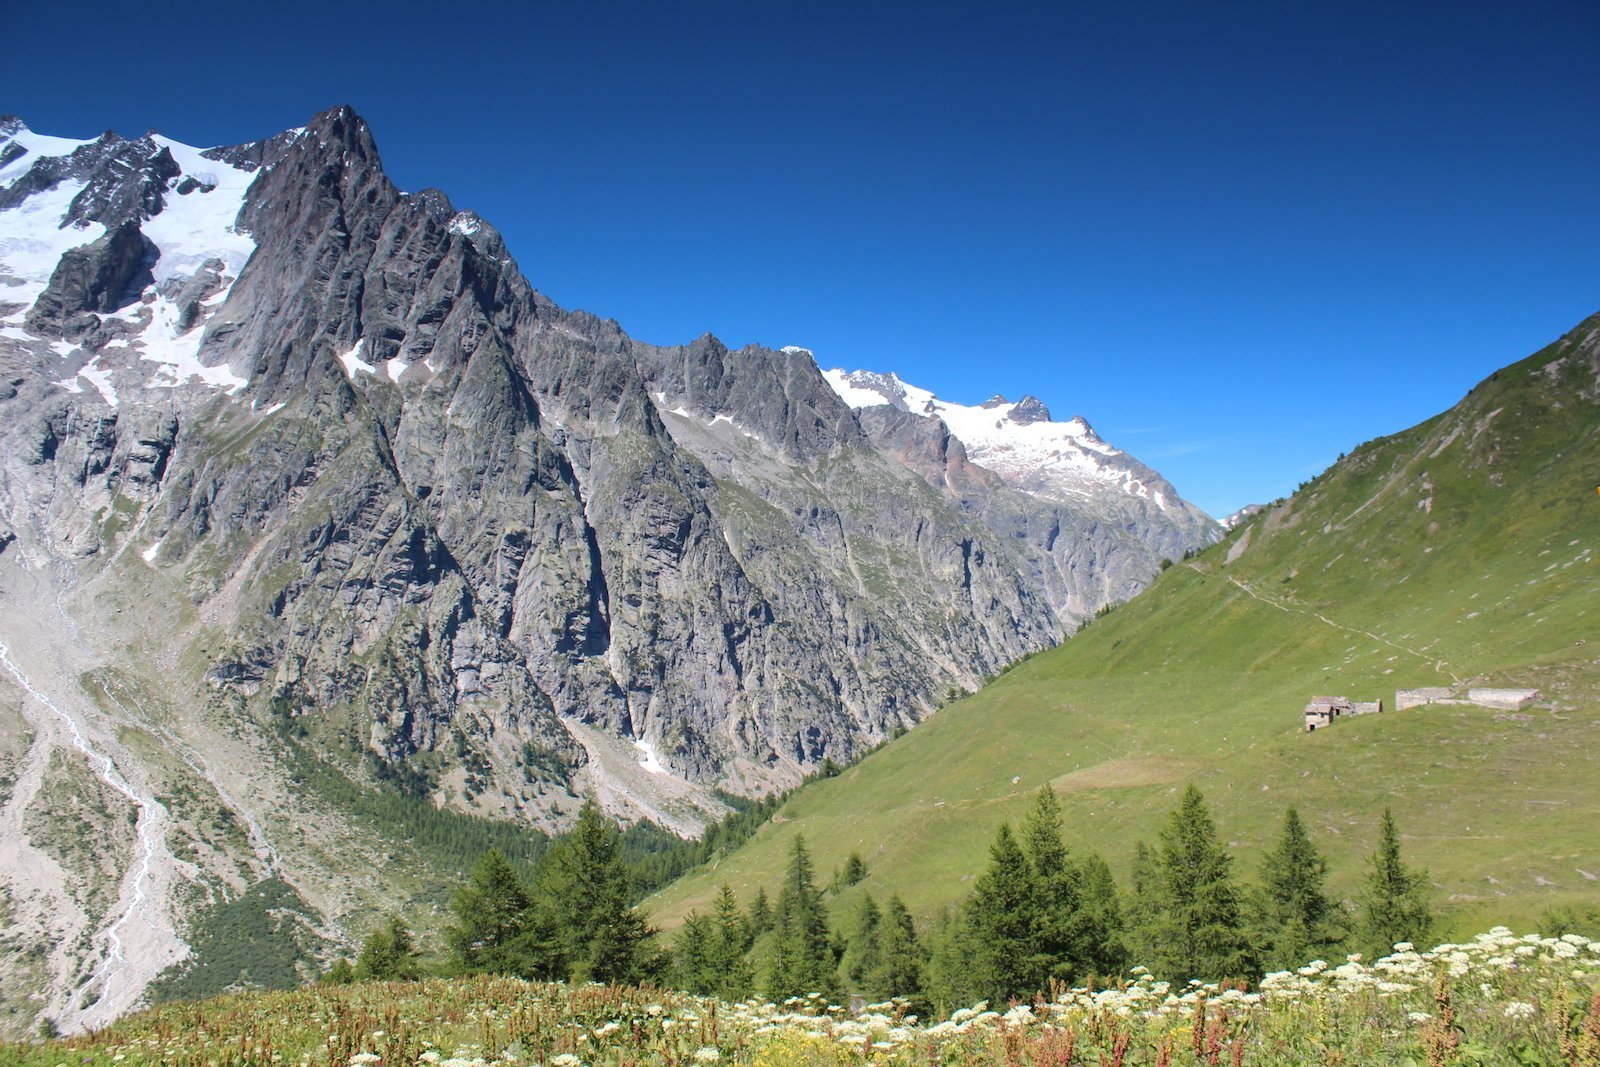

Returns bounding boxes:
[8,1,1597,516]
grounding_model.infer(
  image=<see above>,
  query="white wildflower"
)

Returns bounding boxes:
[1504,1001,1537,1019]
[693,1048,721,1063]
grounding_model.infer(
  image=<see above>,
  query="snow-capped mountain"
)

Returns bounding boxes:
[824,368,1218,556]
[0,106,1220,1033]
[0,117,268,400]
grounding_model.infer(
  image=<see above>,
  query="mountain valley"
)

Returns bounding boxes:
[0,107,1218,1034]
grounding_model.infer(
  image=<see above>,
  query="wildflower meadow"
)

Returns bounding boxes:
[6,927,1598,1067]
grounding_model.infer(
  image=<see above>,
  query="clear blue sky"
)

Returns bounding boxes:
[8,1,1597,516]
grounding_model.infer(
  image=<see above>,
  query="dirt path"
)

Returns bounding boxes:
[1215,570,1460,683]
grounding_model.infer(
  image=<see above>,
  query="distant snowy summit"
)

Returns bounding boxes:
[823,368,1215,539]
[0,114,268,402]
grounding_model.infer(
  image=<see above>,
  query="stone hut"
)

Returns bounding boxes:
[1396,687,1451,711]
[1466,688,1540,710]
[1304,696,1351,731]
[1350,698,1384,716]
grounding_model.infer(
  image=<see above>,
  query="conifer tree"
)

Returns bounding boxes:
[1074,852,1127,978]
[1020,787,1090,984]
[448,847,551,977]
[926,907,981,1014]
[841,892,883,989]
[749,886,773,935]
[323,957,356,985]
[710,884,755,1000]
[1123,840,1161,968]
[839,851,868,887]
[867,895,927,1011]
[538,799,656,984]
[1358,808,1433,957]
[1150,785,1253,981]
[356,913,422,981]
[764,835,837,999]
[1255,806,1345,970]
[966,822,1041,1003]
[672,912,717,994]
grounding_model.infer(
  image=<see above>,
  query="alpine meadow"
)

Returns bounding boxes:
[3,5,1600,1063]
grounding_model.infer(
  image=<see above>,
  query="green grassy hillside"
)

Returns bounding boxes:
[647,312,1600,939]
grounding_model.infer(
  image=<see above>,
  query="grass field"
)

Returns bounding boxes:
[646,314,1600,941]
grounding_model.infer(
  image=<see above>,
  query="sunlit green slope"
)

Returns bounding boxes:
[647,312,1600,938]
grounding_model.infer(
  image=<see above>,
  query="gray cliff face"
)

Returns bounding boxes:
[0,107,1213,829]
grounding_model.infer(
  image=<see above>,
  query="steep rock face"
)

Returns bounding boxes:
[0,107,1216,826]
[27,221,157,337]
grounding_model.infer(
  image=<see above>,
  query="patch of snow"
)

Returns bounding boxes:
[0,325,36,342]
[338,338,376,377]
[53,375,83,394]
[145,136,257,285]
[2,127,259,401]
[51,338,77,358]
[102,338,129,348]
[77,355,118,407]
[635,739,668,776]
[447,212,480,237]
[710,413,733,426]
[141,538,164,563]
[137,294,249,393]
[0,174,106,309]
[258,401,286,417]
[386,358,408,383]
[0,127,96,188]
[780,345,812,357]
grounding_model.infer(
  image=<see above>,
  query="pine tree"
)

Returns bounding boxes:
[1020,787,1090,984]
[966,822,1041,1003]
[1150,785,1253,981]
[1073,852,1126,978]
[710,884,755,1000]
[1255,806,1345,970]
[764,835,838,999]
[866,895,927,1011]
[1358,808,1433,957]
[538,799,656,984]
[448,848,550,977]
[839,851,868,888]
[323,957,356,985]
[840,892,883,989]
[356,913,421,981]
[1123,840,1161,969]
[926,906,981,1014]
[672,912,717,994]
[749,887,773,936]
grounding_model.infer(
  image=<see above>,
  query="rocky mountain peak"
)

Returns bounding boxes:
[0,111,1225,1028]
[1009,395,1051,424]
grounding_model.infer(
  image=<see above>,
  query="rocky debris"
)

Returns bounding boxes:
[26,220,157,338]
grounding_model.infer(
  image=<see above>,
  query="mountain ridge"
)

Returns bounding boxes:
[646,311,1600,942]
[0,105,1216,1032]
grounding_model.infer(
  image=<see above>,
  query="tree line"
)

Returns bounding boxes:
[335,784,1434,1015]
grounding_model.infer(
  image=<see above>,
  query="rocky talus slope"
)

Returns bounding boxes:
[0,107,1215,1031]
